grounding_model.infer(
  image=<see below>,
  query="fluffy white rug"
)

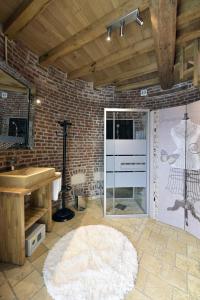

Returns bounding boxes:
[43,225,138,300]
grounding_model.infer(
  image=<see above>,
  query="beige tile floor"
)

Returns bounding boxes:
[0,199,200,300]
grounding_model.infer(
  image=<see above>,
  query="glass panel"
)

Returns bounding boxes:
[185,101,200,239]
[105,110,148,215]
[157,106,186,229]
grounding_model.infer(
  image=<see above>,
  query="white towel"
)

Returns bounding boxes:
[52,172,62,201]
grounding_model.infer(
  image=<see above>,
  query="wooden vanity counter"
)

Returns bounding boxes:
[0,172,61,265]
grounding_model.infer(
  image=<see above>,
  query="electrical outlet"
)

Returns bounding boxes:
[1,92,8,99]
[140,89,147,96]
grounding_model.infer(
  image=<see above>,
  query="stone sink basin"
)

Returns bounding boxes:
[0,167,56,188]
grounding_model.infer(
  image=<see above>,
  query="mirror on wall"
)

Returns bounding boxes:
[0,66,34,150]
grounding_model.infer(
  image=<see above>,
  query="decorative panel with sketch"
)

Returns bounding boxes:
[185,101,200,239]
[157,106,186,229]
[155,101,200,239]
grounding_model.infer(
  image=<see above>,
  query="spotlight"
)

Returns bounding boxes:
[120,20,125,37]
[136,11,143,26]
[106,26,112,41]
[36,98,41,105]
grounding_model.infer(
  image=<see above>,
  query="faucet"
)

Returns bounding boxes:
[7,157,17,171]
[12,121,18,137]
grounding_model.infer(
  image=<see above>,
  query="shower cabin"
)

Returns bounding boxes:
[104,104,200,240]
[104,108,149,216]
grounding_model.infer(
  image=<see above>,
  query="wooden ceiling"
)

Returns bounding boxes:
[0,0,199,90]
[0,69,28,93]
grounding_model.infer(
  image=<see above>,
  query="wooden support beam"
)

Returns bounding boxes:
[150,0,177,90]
[39,0,149,66]
[177,4,200,30]
[4,0,51,39]
[177,30,200,46]
[180,47,185,80]
[116,77,159,91]
[68,38,154,79]
[0,83,28,93]
[193,38,200,87]
[94,62,157,87]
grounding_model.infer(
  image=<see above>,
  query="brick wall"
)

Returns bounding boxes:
[0,34,115,203]
[115,81,200,110]
[0,33,200,203]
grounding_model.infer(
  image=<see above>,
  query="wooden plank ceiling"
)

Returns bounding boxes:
[0,0,199,90]
[0,69,28,92]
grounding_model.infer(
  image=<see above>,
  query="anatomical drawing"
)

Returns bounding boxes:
[160,113,200,223]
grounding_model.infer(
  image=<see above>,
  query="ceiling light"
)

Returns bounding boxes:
[136,11,143,26]
[105,8,143,41]
[106,26,112,41]
[36,98,41,105]
[120,20,125,37]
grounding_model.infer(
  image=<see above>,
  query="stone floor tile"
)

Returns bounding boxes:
[135,266,149,292]
[176,254,200,278]
[187,245,200,260]
[31,286,53,300]
[144,273,173,300]
[13,270,43,300]
[32,252,48,274]
[137,238,157,256]
[167,238,187,255]
[0,271,6,286]
[177,231,198,247]
[188,274,200,298]
[0,200,200,300]
[43,232,60,249]
[154,247,176,266]
[53,223,74,237]
[140,253,162,275]
[126,288,150,300]
[160,264,187,292]
[161,227,178,240]
[148,231,168,247]
[3,260,34,287]
[0,281,16,300]
[173,288,189,300]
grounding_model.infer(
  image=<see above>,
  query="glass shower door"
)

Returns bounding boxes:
[104,109,149,216]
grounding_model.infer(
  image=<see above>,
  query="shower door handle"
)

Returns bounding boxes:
[184,205,189,227]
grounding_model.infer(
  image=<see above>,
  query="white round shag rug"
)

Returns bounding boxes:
[43,225,138,300]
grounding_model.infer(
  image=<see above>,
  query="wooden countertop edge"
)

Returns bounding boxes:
[0,173,61,195]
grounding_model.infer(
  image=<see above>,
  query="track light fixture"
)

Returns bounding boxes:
[105,8,143,41]
[106,26,112,41]
[120,20,125,37]
[136,11,144,26]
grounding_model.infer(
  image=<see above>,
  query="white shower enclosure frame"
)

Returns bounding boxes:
[104,108,150,217]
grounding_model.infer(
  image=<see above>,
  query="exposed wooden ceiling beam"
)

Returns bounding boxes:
[177,0,200,30]
[116,77,159,91]
[193,38,200,87]
[177,4,200,30]
[94,62,157,87]
[177,30,200,46]
[150,0,177,90]
[0,83,27,93]
[39,0,149,66]
[4,0,51,39]
[68,37,154,80]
